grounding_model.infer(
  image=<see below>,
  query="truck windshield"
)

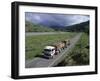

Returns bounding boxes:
[44,49,51,51]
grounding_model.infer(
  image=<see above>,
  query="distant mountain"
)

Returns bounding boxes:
[25,21,55,32]
[64,21,89,33]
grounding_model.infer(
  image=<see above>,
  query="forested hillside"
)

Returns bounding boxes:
[65,21,89,34]
[25,21,55,32]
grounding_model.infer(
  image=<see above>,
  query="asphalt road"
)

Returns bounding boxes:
[25,32,66,36]
[25,33,82,68]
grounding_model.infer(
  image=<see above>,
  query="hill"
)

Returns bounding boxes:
[65,21,89,33]
[25,21,55,32]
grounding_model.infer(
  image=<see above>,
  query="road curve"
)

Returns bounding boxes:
[25,33,82,68]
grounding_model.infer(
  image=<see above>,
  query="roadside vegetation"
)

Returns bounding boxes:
[25,32,77,60]
[57,33,89,66]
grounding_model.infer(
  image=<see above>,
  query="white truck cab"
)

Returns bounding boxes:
[43,46,55,59]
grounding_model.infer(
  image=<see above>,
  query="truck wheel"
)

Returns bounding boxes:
[55,52,58,55]
[57,51,59,54]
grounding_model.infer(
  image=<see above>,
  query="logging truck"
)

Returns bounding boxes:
[43,39,70,59]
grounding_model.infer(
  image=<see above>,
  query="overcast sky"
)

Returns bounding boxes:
[25,12,90,27]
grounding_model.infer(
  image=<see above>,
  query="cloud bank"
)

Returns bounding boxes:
[25,12,89,27]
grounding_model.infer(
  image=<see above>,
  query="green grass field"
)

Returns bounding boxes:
[57,33,89,66]
[25,32,77,60]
